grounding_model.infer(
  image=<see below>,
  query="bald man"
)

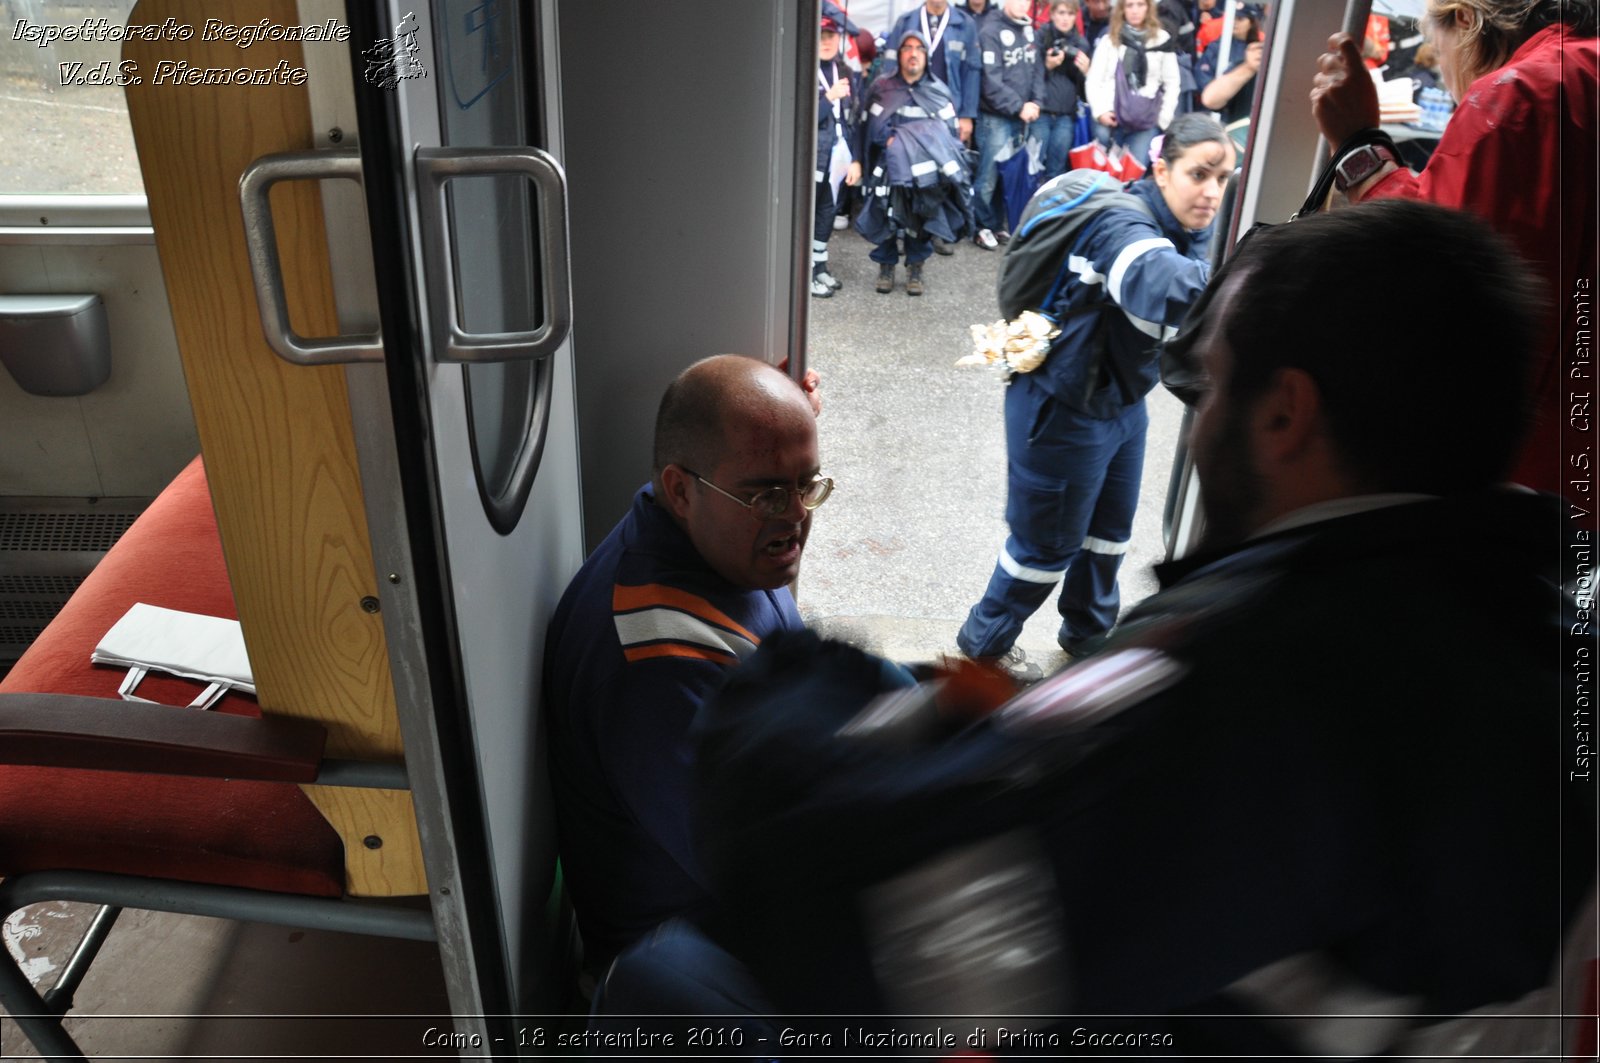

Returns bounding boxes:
[544,355,831,969]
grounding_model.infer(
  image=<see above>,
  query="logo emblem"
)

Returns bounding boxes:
[362,11,428,90]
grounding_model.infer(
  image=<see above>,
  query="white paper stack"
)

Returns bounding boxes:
[92,602,256,709]
[1376,73,1421,124]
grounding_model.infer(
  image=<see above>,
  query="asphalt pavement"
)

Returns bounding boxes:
[799,216,1188,675]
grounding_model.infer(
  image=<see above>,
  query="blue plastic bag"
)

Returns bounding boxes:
[1072,101,1094,148]
[997,139,1042,233]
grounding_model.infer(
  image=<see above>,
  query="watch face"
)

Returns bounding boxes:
[1337,146,1378,189]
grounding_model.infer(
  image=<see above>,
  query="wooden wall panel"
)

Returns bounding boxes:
[123,0,424,896]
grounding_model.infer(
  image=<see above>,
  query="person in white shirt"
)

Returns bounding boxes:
[1085,0,1181,167]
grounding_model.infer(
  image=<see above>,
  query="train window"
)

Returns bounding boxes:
[429,1,549,535]
[1,0,145,196]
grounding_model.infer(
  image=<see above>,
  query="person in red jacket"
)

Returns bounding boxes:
[1310,0,1598,498]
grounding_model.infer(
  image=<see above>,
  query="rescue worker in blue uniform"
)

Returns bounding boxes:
[812,14,862,299]
[856,28,972,295]
[879,0,982,144]
[957,112,1233,676]
[543,355,828,969]
[878,0,985,255]
[694,202,1592,1052]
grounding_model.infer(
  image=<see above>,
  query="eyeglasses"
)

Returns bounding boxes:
[680,468,834,520]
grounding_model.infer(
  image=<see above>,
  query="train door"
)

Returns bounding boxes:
[331,0,814,1032]
[340,0,585,1033]
[246,0,588,1037]
[1164,0,1374,559]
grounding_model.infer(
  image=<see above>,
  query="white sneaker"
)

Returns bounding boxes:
[810,276,834,298]
[991,646,1043,682]
[833,214,849,231]
[974,228,1000,251]
[815,270,843,291]
[953,645,1043,683]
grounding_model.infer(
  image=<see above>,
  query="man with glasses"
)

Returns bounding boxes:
[856,28,973,295]
[543,354,829,972]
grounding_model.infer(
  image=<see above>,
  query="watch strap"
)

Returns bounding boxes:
[1296,128,1401,217]
[1334,142,1399,192]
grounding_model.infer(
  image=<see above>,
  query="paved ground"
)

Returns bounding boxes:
[798,216,1189,675]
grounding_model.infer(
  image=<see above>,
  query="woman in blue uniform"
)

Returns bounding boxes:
[957,112,1233,677]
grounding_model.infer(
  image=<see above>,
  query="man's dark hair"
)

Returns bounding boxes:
[1221,199,1543,494]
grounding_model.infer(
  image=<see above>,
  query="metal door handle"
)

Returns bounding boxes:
[238,150,384,366]
[414,147,573,364]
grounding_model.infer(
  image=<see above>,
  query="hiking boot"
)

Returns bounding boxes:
[1059,628,1112,658]
[905,262,924,296]
[875,263,896,294]
[974,228,999,251]
[932,236,955,256]
[810,275,834,298]
[815,270,843,291]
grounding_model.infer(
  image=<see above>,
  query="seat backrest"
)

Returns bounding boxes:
[122,0,423,897]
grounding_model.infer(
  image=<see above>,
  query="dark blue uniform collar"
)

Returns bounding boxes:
[629,483,749,597]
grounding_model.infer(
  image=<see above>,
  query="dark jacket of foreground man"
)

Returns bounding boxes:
[694,489,1593,1050]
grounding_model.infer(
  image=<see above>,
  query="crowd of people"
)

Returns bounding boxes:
[810,0,1270,304]
[542,0,1596,1050]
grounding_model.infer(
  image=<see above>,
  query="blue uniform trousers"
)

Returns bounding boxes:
[869,232,933,265]
[813,176,839,274]
[958,374,1147,658]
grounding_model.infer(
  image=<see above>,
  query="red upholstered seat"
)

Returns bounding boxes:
[0,457,344,897]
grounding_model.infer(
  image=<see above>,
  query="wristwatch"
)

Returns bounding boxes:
[1333,142,1398,192]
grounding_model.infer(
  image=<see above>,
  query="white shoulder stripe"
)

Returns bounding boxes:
[1107,236,1174,304]
[1067,253,1105,287]
[614,608,758,659]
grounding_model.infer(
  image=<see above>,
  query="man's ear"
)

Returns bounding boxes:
[657,464,695,520]
[1253,367,1324,465]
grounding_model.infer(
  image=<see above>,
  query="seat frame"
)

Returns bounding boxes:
[0,691,430,1062]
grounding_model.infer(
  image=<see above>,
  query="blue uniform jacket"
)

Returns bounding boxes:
[1034,177,1212,418]
[855,66,972,244]
[857,57,961,159]
[877,5,982,119]
[544,484,802,965]
[816,58,862,177]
